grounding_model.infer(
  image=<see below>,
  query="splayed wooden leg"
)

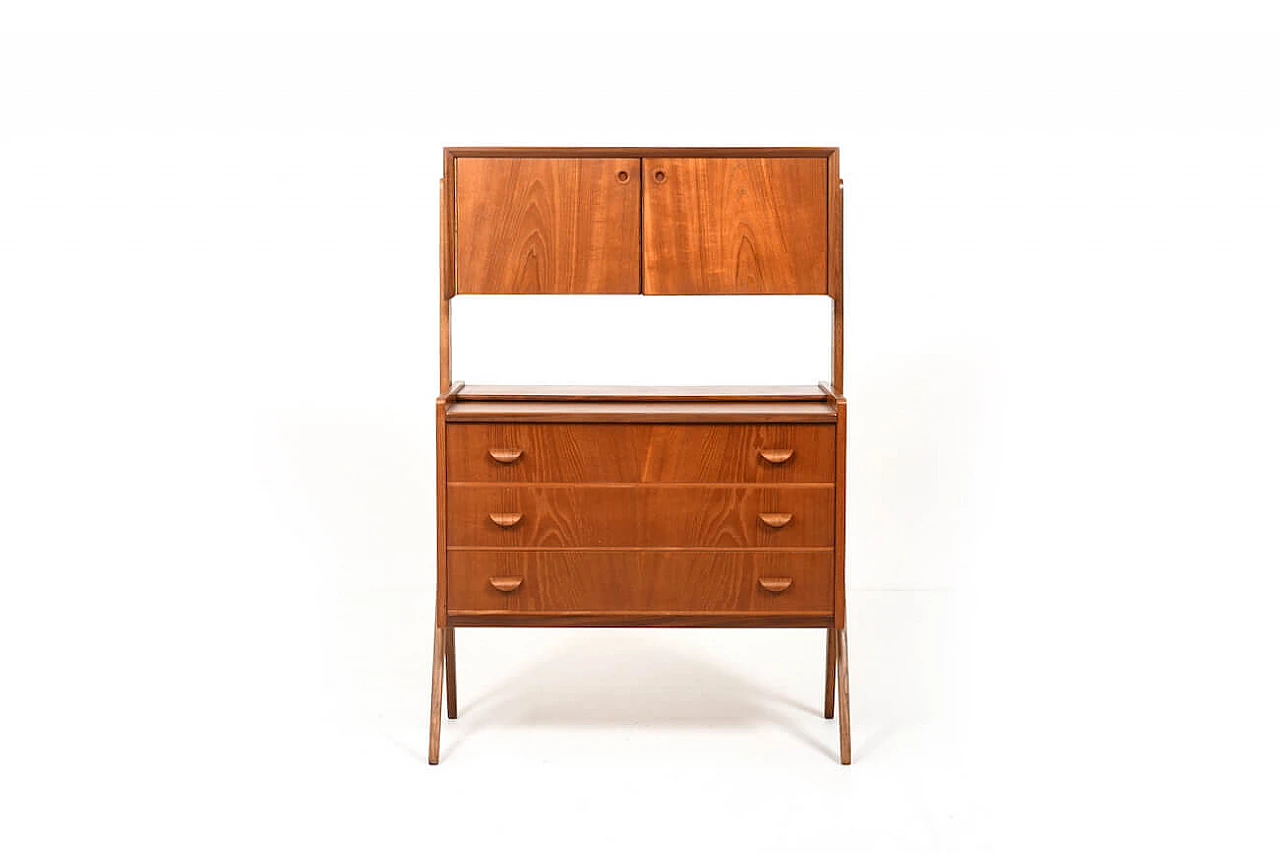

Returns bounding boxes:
[445,626,457,720]
[836,628,851,764]
[428,626,444,764]
[824,628,837,719]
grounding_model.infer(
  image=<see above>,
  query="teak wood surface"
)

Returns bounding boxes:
[446,485,834,549]
[455,385,830,402]
[445,399,838,424]
[447,423,835,484]
[447,550,833,614]
[445,149,836,296]
[431,146,849,764]
[642,158,828,295]
[455,157,641,294]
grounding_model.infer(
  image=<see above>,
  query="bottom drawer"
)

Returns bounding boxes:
[447,551,833,615]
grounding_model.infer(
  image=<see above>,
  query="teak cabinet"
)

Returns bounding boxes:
[432,147,850,763]
[453,154,830,295]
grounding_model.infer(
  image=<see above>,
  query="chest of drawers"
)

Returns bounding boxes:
[429,148,849,763]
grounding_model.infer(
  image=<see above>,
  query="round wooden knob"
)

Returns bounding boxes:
[653,170,666,183]
[617,170,629,183]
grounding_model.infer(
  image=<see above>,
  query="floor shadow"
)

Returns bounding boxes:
[434,636,839,761]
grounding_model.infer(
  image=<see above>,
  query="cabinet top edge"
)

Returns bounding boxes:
[444,147,838,159]
[444,398,839,424]
[455,384,832,402]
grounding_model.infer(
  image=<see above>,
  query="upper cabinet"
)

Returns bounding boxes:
[455,158,641,294]
[642,158,829,295]
[449,150,833,296]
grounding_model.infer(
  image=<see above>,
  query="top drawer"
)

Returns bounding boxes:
[447,424,835,484]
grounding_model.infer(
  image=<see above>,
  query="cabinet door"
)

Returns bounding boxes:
[642,158,828,294]
[455,158,641,294]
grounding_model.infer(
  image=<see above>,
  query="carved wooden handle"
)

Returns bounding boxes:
[488,449,523,464]
[758,512,794,528]
[758,577,794,593]
[488,512,523,528]
[488,576,524,592]
[759,449,795,464]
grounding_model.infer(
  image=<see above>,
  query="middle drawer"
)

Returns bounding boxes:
[447,485,834,548]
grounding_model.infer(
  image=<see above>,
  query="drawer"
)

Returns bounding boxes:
[446,424,835,483]
[447,485,833,548]
[448,550,833,614]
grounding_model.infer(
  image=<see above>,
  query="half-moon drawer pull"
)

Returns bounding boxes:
[488,449,524,464]
[758,512,794,528]
[488,576,524,592]
[758,577,794,593]
[488,512,523,528]
[758,449,795,464]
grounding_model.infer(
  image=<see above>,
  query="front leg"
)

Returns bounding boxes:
[428,626,444,764]
[836,628,851,764]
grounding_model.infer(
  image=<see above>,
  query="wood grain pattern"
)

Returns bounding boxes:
[834,394,847,630]
[448,424,835,483]
[824,627,837,719]
[827,150,840,298]
[448,550,833,614]
[435,396,449,625]
[643,158,828,294]
[444,625,457,720]
[456,385,828,402]
[434,146,849,763]
[442,150,457,298]
[837,627,851,764]
[428,626,444,764]
[445,399,837,424]
[455,158,640,294]
[447,485,834,548]
[439,178,452,392]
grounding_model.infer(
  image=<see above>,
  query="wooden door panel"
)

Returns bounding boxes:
[455,158,641,294]
[642,157,828,294]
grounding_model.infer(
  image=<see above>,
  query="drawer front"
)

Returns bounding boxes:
[447,424,835,483]
[447,485,833,548]
[448,550,833,614]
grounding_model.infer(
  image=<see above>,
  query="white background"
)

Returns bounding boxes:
[3,3,1279,851]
